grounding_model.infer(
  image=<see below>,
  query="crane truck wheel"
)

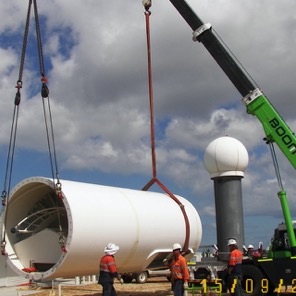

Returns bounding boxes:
[241,264,265,296]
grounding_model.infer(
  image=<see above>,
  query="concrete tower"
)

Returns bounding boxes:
[204,136,249,258]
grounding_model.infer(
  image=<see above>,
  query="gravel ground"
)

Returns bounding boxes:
[16,277,174,296]
[16,277,295,296]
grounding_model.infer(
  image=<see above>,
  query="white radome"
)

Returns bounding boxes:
[204,136,249,178]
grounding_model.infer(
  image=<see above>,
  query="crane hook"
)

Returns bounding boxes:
[142,0,152,11]
[41,76,49,98]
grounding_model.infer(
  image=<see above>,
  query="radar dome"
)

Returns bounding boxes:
[204,136,249,178]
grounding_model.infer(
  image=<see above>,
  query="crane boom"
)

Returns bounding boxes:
[169,0,296,168]
[168,0,296,254]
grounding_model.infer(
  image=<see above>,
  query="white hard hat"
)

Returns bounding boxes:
[172,243,182,251]
[248,244,254,249]
[227,238,237,246]
[104,243,119,255]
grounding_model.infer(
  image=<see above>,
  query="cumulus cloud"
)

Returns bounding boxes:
[1,0,296,246]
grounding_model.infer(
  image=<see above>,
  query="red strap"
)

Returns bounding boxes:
[142,7,190,254]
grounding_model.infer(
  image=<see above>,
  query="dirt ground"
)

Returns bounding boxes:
[17,277,175,296]
[16,277,294,296]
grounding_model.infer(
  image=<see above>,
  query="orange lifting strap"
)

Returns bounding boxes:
[141,1,190,254]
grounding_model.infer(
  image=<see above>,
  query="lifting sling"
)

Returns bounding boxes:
[141,1,190,253]
[1,0,62,255]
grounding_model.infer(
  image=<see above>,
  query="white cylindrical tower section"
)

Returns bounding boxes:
[3,177,202,281]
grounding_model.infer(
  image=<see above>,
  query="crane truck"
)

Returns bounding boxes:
[166,0,296,295]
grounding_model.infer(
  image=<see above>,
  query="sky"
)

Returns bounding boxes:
[0,0,296,250]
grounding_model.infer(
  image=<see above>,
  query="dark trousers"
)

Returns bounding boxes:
[227,274,243,296]
[100,282,117,296]
[172,279,184,296]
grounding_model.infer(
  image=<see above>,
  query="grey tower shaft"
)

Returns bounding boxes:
[213,176,245,260]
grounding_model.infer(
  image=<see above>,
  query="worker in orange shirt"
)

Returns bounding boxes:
[166,243,189,296]
[227,239,243,296]
[98,243,123,296]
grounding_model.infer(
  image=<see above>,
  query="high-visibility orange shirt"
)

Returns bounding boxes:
[99,255,118,283]
[170,254,189,282]
[228,249,242,275]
